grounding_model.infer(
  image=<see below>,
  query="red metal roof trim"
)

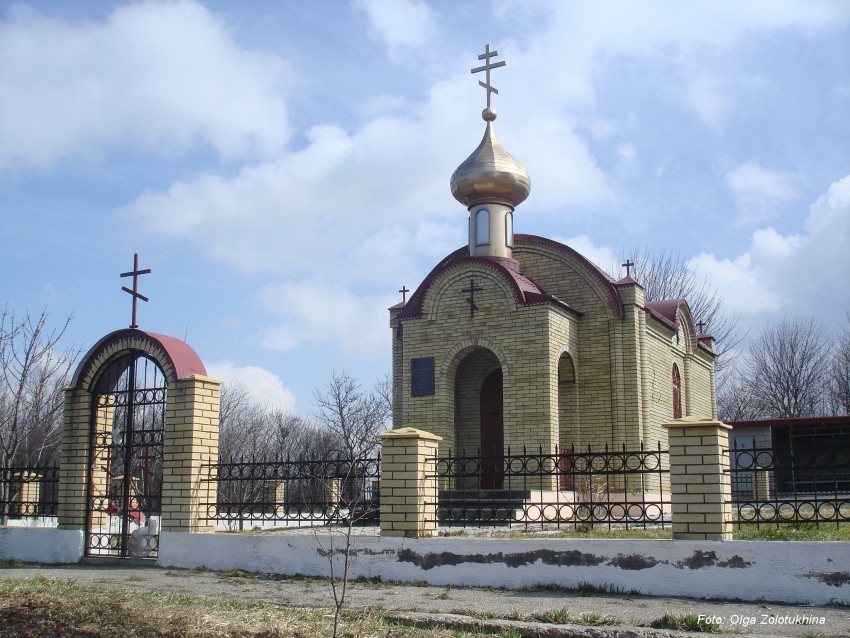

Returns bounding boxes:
[144,331,207,379]
[645,299,685,330]
[72,328,207,389]
[727,416,850,429]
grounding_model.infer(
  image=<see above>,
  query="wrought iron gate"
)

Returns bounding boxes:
[86,352,165,558]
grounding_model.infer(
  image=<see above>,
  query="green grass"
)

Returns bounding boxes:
[539,607,570,624]
[434,521,850,541]
[733,522,850,541]
[579,612,617,625]
[650,613,722,632]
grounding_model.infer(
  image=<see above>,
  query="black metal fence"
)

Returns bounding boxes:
[429,444,670,530]
[201,454,381,530]
[729,442,850,528]
[8,439,848,533]
[0,465,59,520]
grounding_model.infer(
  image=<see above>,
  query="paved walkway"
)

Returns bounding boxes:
[1,563,848,637]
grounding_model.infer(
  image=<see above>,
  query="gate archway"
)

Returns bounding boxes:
[58,328,220,559]
[87,352,166,558]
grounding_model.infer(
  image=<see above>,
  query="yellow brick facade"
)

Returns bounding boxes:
[391,235,716,458]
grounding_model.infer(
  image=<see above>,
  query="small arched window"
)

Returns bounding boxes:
[475,209,490,246]
[672,363,682,419]
[505,211,514,248]
[558,353,576,385]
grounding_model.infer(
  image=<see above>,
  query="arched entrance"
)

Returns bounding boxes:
[557,352,578,446]
[59,328,220,559]
[480,369,504,489]
[87,352,166,558]
[453,348,503,489]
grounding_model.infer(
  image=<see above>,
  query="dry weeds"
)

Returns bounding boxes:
[0,577,487,638]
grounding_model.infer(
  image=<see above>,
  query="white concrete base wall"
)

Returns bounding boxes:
[158,533,850,605]
[0,527,83,564]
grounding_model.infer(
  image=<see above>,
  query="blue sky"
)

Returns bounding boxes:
[1,0,848,414]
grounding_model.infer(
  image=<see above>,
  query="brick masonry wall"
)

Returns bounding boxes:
[58,388,93,530]
[392,237,717,460]
[378,428,441,538]
[665,417,733,540]
[161,374,221,533]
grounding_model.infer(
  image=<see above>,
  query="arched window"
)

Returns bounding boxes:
[558,353,576,384]
[475,209,490,246]
[672,363,682,419]
[505,211,514,247]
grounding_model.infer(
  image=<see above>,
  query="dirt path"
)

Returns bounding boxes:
[1,563,848,637]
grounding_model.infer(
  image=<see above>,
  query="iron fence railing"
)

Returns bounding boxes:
[729,442,850,528]
[428,444,670,530]
[0,465,59,519]
[201,454,381,530]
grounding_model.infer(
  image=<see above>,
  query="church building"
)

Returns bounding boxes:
[389,46,716,460]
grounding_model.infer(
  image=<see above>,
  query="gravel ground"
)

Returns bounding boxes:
[1,563,848,637]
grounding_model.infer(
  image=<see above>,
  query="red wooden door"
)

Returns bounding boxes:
[480,369,504,489]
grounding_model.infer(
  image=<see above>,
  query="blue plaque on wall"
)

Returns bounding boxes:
[411,357,435,396]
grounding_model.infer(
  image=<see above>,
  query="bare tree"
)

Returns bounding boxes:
[627,248,744,375]
[216,381,331,530]
[745,317,831,418]
[313,371,388,458]
[0,306,77,524]
[219,381,327,462]
[716,363,761,421]
[311,371,389,638]
[828,315,850,415]
[0,307,77,467]
[374,370,394,427]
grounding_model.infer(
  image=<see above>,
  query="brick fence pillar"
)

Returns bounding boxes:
[161,374,221,533]
[377,427,441,538]
[57,388,92,530]
[663,416,733,540]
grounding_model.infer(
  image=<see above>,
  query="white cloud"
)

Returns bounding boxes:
[115,0,849,281]
[687,74,733,128]
[501,0,846,128]
[726,161,797,222]
[47,0,847,368]
[552,235,619,278]
[689,174,850,322]
[615,143,637,172]
[355,0,435,54]
[0,1,291,169]
[206,361,297,412]
[688,251,786,316]
[258,280,394,357]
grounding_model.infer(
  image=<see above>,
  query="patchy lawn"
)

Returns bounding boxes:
[0,577,487,638]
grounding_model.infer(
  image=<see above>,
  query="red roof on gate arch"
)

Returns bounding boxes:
[71,328,206,389]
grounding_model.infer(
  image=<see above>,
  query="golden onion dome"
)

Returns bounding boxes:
[450,108,531,208]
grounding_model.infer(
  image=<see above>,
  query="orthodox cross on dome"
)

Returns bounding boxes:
[697,320,706,334]
[622,259,635,278]
[399,285,410,303]
[461,278,484,318]
[121,253,151,329]
[471,43,506,109]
